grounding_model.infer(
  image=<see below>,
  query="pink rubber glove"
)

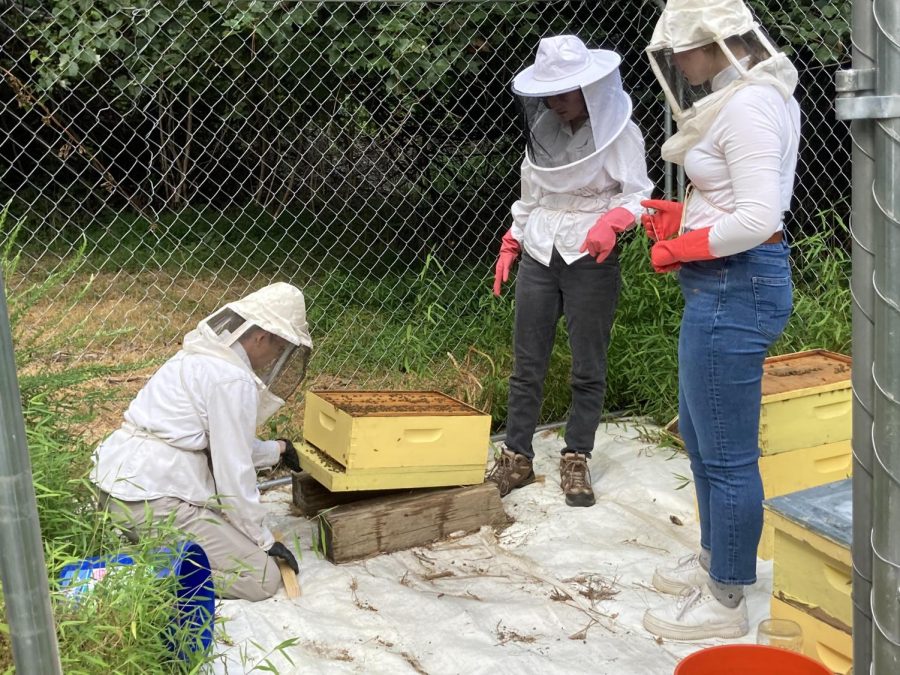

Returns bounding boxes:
[493,228,521,296]
[640,199,684,242]
[650,227,716,273]
[579,207,635,263]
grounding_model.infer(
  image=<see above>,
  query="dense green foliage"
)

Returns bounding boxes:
[2,1,851,236]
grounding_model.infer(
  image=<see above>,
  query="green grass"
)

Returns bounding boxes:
[297,214,850,428]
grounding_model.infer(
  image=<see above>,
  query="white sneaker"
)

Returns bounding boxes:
[643,586,749,640]
[652,554,709,595]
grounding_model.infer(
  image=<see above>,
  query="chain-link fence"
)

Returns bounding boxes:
[0,0,851,423]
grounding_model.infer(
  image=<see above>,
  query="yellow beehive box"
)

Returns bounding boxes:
[718,438,851,560]
[758,520,775,561]
[771,596,852,675]
[759,350,851,456]
[760,440,852,499]
[298,390,491,492]
[669,350,851,457]
[765,480,852,628]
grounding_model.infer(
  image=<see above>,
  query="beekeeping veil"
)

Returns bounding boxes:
[182,282,313,426]
[647,0,798,164]
[512,35,632,193]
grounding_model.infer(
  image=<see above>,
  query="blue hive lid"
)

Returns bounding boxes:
[764,479,852,549]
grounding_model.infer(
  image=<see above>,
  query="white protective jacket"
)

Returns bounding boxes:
[90,345,281,550]
[510,121,653,266]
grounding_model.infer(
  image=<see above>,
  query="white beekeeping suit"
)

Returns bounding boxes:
[508,35,652,265]
[91,282,312,552]
[646,0,798,164]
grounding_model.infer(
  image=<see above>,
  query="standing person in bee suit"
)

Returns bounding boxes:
[639,0,801,640]
[91,282,313,601]
[489,35,652,507]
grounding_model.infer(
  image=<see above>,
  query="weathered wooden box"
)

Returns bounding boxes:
[298,390,491,491]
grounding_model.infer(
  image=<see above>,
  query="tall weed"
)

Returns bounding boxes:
[1,204,215,673]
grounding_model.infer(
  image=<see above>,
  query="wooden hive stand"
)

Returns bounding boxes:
[291,473,509,564]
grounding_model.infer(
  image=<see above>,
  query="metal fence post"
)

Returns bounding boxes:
[871,0,900,670]
[836,0,876,670]
[0,274,63,673]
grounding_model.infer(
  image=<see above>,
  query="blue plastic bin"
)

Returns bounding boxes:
[59,540,216,656]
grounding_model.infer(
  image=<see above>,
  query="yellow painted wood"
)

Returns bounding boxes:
[758,350,851,455]
[758,518,774,560]
[771,528,852,627]
[765,506,852,568]
[667,351,852,456]
[764,501,852,629]
[303,390,492,471]
[759,440,852,498]
[770,596,852,675]
[759,386,852,456]
[710,441,852,561]
[296,440,485,492]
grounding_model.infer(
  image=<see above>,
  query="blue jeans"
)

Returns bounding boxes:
[505,248,621,459]
[677,240,792,585]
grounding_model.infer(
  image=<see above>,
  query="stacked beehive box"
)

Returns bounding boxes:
[755,350,852,559]
[764,480,852,675]
[291,390,505,563]
[674,350,852,558]
[296,390,492,491]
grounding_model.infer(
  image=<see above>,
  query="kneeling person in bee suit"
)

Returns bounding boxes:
[91,282,312,601]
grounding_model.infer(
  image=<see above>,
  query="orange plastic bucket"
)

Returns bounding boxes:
[674,644,831,675]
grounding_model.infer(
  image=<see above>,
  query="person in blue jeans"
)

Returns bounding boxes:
[639,0,801,639]
[488,35,651,507]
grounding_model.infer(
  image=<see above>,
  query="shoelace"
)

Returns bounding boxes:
[487,451,514,492]
[673,553,701,571]
[561,456,590,490]
[675,586,704,621]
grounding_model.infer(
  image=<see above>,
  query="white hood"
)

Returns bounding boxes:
[512,36,632,193]
[647,0,798,164]
[182,282,312,425]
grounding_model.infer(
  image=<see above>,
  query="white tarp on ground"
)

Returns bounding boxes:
[211,420,773,674]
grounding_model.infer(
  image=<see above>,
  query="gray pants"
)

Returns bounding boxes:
[505,249,621,459]
[101,493,281,601]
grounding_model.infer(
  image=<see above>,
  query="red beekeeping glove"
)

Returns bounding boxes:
[640,199,684,242]
[493,228,521,296]
[650,227,716,274]
[580,207,635,263]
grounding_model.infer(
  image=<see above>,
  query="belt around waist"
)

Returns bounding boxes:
[763,231,784,244]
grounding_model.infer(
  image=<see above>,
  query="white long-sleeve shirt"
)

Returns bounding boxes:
[683,84,801,257]
[510,121,653,266]
[90,349,281,550]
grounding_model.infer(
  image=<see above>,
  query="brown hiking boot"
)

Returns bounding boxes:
[560,452,595,507]
[486,447,535,497]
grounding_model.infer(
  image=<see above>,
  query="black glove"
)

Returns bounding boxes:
[278,438,301,473]
[267,541,299,574]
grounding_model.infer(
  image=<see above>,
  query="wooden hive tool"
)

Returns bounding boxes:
[274,532,301,599]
